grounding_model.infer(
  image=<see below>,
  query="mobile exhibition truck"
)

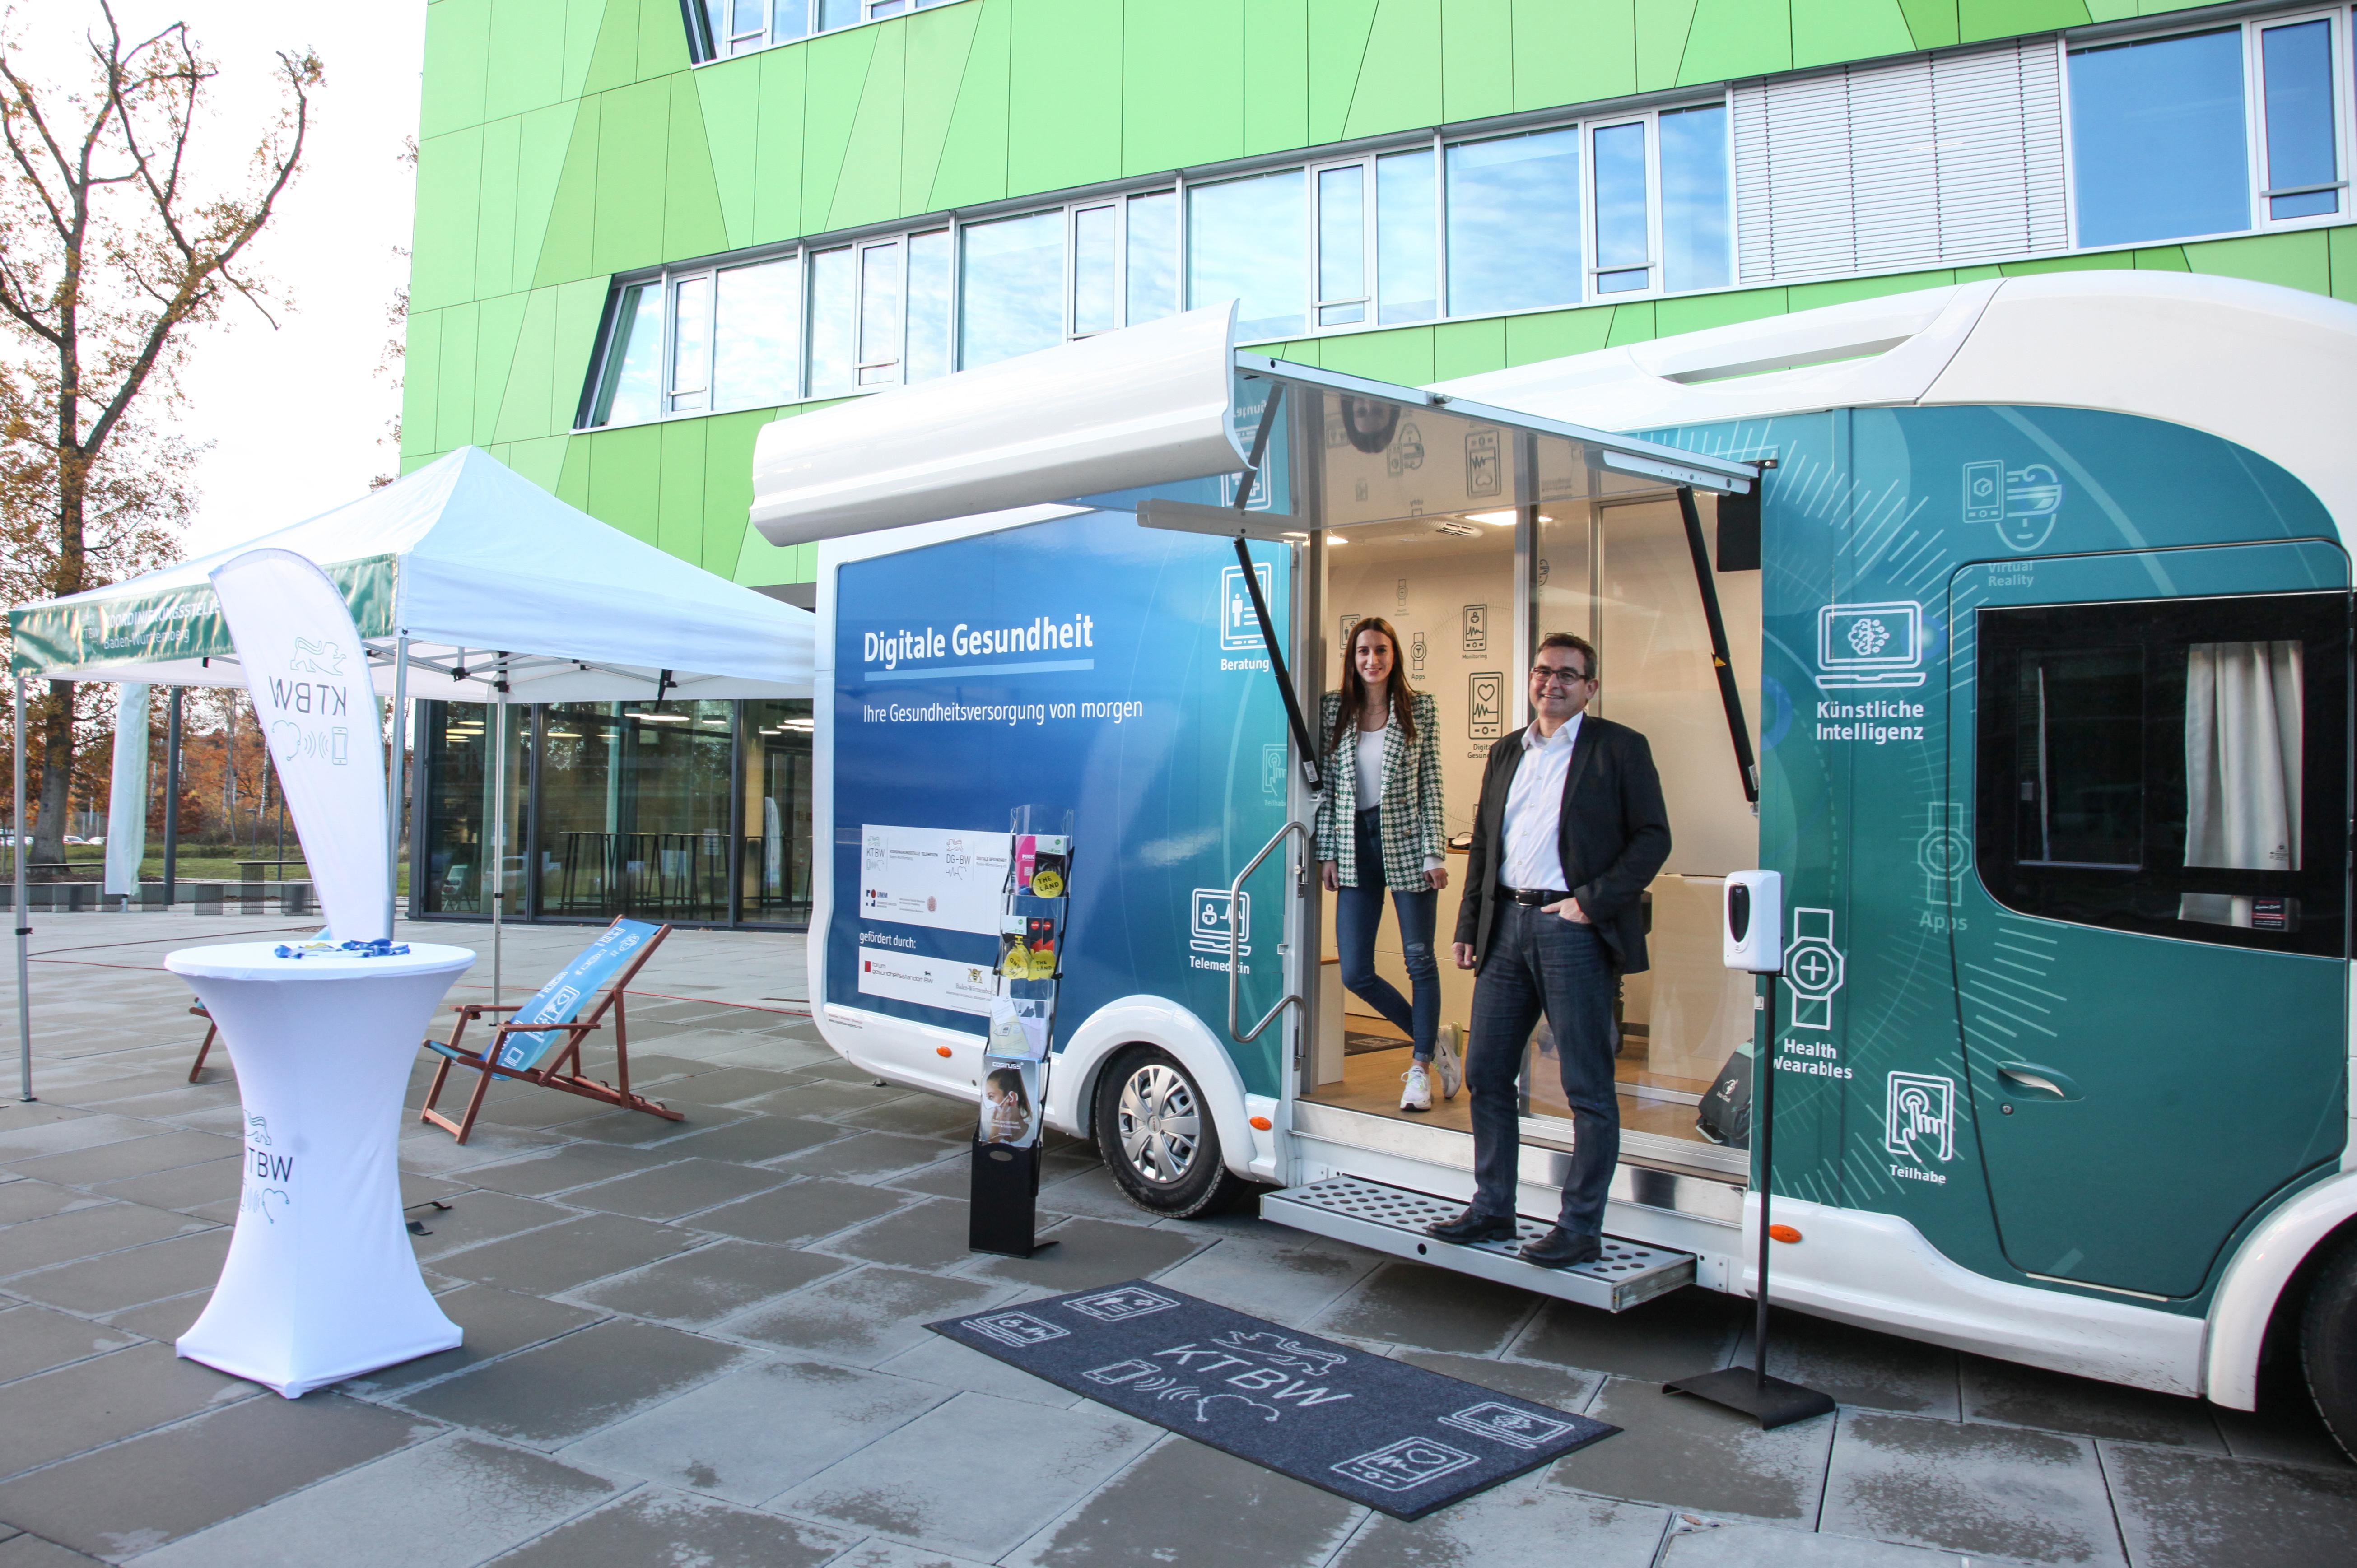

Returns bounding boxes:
[753,275,2357,1448]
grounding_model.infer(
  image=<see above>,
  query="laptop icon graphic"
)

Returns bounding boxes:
[1816,602,1926,689]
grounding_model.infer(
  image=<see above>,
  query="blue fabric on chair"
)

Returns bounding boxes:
[417,916,680,1145]
[491,917,665,1071]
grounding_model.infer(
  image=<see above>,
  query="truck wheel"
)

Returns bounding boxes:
[1093,1047,1248,1219]
[2301,1226,2357,1461]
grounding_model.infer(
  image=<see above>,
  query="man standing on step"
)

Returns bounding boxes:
[1428,632,1671,1268]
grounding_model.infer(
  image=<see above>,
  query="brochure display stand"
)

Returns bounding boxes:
[166,940,477,1397]
[970,808,1071,1257]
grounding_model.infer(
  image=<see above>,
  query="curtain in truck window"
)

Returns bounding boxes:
[1975,594,2346,956]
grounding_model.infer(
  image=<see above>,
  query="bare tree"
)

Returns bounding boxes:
[0,3,316,871]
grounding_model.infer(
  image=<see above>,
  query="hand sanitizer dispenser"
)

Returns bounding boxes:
[1724,870,1783,973]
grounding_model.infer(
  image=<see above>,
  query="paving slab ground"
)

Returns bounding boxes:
[0,910,2350,1566]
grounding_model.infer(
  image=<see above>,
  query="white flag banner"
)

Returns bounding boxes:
[102,683,150,897]
[210,549,389,942]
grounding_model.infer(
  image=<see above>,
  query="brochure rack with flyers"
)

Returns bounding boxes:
[972,809,1070,1257]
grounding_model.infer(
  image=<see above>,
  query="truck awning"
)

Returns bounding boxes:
[748,305,1756,549]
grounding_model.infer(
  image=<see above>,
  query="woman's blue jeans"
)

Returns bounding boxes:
[1334,807,1441,1061]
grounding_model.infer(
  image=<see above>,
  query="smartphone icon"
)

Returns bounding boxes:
[1962,460,2004,525]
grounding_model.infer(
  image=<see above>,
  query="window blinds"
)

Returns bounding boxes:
[1735,39,2068,285]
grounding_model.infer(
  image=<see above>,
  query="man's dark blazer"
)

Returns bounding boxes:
[1453,713,1672,974]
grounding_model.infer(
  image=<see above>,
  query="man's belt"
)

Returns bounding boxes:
[1503,886,1572,907]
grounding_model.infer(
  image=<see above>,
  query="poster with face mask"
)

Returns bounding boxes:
[979,1056,1042,1148]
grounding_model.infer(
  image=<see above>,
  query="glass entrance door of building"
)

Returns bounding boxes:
[416,697,815,928]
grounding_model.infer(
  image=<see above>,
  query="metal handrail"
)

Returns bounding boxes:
[1228,820,1307,1044]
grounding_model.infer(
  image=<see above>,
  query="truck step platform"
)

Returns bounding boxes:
[1260,1176,1696,1312]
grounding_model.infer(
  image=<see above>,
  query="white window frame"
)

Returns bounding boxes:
[1067,200,1119,339]
[580,96,1746,428]
[666,270,715,413]
[717,253,807,411]
[2061,7,2357,251]
[1584,113,1659,298]
[689,0,967,67]
[903,226,955,381]
[2247,8,2352,230]
[853,237,905,388]
[1309,155,1375,330]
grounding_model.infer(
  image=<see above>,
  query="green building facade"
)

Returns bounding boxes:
[402,0,2357,926]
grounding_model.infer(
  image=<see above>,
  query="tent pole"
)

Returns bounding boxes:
[13,674,32,1102]
[387,636,408,941]
[491,671,505,1006]
[163,689,182,908]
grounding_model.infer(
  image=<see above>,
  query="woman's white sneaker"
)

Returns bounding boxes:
[1400,1064,1434,1112]
[1433,1024,1464,1099]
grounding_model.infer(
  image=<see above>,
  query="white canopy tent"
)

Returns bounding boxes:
[6,447,814,1097]
[14,444,812,700]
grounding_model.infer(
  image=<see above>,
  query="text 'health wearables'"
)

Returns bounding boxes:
[865,614,1097,671]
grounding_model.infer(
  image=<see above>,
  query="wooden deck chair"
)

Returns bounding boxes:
[187,1005,219,1082]
[417,917,683,1144]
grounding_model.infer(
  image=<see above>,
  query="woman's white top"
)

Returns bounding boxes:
[1353,705,1387,811]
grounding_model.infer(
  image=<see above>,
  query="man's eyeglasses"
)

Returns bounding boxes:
[1530,665,1592,690]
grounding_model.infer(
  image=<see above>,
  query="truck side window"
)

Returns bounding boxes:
[1975,594,2347,957]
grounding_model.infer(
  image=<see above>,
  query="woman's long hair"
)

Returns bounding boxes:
[1330,616,1419,758]
[986,1065,1030,1115]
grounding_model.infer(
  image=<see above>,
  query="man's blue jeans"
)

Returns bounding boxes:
[1466,899,1618,1237]
[1332,807,1440,1061]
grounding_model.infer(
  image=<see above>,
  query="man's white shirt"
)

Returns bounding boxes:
[1501,712,1581,891]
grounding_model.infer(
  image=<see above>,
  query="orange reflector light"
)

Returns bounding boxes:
[1768,1224,1802,1244]
[1248,1115,1272,1131]
[935,1046,953,1058]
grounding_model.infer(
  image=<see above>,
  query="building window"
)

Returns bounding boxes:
[805,245,856,398]
[1375,149,1438,323]
[2259,17,2343,219]
[713,257,800,412]
[689,0,960,65]
[1590,119,1650,294]
[419,698,814,928]
[2068,13,2349,247]
[1659,104,1733,292]
[961,209,1065,368]
[668,272,713,412]
[1188,169,1307,340]
[1125,191,1178,325]
[1315,162,1369,326]
[741,700,814,922]
[2069,29,2252,246]
[1072,202,1119,336]
[857,239,904,387]
[581,98,1740,431]
[589,283,664,427]
[1447,128,1583,316]
[906,229,952,381]
[418,706,525,918]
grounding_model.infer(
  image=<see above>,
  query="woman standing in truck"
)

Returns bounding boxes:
[1317,618,1460,1112]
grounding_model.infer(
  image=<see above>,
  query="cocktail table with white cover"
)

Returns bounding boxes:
[165,940,477,1397]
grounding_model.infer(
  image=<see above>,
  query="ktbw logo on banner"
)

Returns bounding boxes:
[210,548,390,943]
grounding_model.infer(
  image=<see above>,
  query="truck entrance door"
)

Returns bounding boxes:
[1949,545,2349,1300]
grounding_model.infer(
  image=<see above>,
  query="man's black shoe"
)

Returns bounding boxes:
[1519,1227,1604,1268]
[1426,1209,1517,1244]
